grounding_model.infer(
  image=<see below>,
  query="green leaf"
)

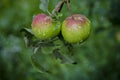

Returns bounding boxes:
[20,28,34,47]
[39,0,49,12]
[53,21,61,31]
[53,49,76,64]
[31,54,48,73]
[20,28,34,36]
[31,49,61,73]
[41,46,54,54]
[23,36,29,47]
[57,13,63,17]
[33,46,41,54]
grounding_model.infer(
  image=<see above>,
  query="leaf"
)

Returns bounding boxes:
[53,21,61,31]
[20,28,34,36]
[23,36,29,47]
[33,46,41,54]
[31,47,49,73]
[53,49,76,64]
[39,0,49,12]
[20,28,33,35]
[41,46,54,54]
[31,54,48,73]
[57,13,63,18]
[31,49,60,73]
[20,28,34,47]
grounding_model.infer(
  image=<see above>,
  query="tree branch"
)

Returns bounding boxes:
[51,0,70,17]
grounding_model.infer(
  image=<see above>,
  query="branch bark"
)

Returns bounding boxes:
[51,0,70,17]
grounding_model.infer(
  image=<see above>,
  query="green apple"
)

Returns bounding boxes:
[32,14,61,40]
[62,14,91,43]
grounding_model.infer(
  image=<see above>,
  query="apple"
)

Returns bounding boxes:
[62,14,91,43]
[32,14,61,40]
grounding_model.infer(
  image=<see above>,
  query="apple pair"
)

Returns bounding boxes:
[32,14,91,43]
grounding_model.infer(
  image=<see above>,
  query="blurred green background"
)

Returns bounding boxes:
[0,0,120,80]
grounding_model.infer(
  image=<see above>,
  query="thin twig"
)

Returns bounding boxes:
[52,1,64,14]
[66,0,73,16]
[66,0,72,15]
[51,0,71,18]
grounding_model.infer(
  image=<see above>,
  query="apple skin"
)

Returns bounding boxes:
[62,14,91,43]
[32,14,61,40]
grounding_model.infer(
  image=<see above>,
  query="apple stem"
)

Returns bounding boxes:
[66,0,74,19]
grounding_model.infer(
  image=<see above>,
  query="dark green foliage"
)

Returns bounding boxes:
[0,0,120,80]
[108,0,120,26]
